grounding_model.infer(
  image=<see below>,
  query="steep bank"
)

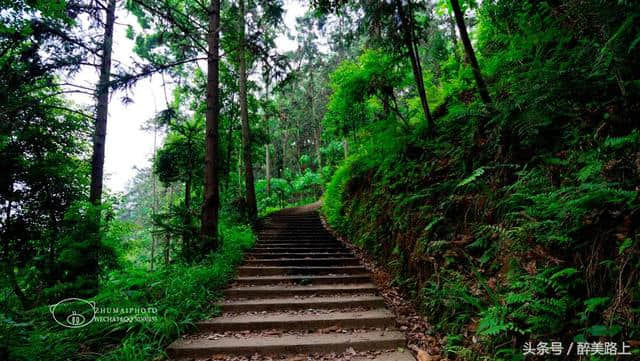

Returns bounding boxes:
[321,2,640,359]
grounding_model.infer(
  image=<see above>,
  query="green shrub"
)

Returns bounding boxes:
[3,219,254,361]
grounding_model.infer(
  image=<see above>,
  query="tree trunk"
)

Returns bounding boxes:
[2,198,30,308]
[200,0,221,251]
[185,174,191,213]
[309,71,322,170]
[238,0,257,223]
[395,0,434,132]
[151,121,158,271]
[315,127,322,170]
[265,144,271,196]
[263,73,271,196]
[282,127,288,175]
[150,225,155,270]
[237,152,242,196]
[447,11,461,65]
[274,141,282,178]
[165,184,174,265]
[183,167,192,245]
[90,0,116,205]
[450,0,492,106]
[224,98,234,190]
[343,138,349,158]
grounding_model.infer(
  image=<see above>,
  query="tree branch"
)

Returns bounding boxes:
[132,0,209,55]
[41,104,97,121]
[111,57,207,90]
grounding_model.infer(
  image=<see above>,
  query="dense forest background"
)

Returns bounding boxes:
[1,0,639,360]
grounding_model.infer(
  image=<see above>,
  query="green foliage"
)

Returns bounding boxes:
[4,0,640,360]
[322,1,640,360]
[2,218,254,361]
[478,267,579,345]
[46,202,118,300]
[421,270,485,333]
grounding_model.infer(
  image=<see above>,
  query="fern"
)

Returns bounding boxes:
[457,167,485,187]
[603,130,639,150]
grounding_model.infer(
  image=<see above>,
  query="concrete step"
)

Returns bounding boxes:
[258,238,337,243]
[259,234,335,239]
[260,225,327,230]
[261,224,324,228]
[244,257,361,267]
[265,215,320,219]
[167,206,413,360]
[256,239,339,243]
[258,236,334,240]
[197,309,395,332]
[237,265,367,276]
[260,226,325,230]
[255,242,342,248]
[263,219,322,223]
[245,252,354,259]
[167,330,406,358]
[225,283,377,298]
[255,239,344,248]
[219,295,386,313]
[234,274,371,286]
[261,223,323,227]
[251,247,347,253]
[258,229,333,237]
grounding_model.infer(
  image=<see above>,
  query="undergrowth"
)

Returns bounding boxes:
[322,1,640,359]
[1,219,254,361]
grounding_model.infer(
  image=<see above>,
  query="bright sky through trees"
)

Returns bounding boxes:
[74,0,307,192]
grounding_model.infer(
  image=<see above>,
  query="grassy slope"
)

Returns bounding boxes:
[322,2,640,360]
[4,219,254,361]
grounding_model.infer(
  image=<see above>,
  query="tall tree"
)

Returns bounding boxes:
[201,0,221,249]
[154,117,203,258]
[447,8,461,65]
[449,0,491,106]
[90,0,117,205]
[395,0,434,131]
[238,0,258,223]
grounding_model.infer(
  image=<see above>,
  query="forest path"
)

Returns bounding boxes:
[167,204,415,360]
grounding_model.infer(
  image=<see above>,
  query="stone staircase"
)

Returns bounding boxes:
[167,206,415,360]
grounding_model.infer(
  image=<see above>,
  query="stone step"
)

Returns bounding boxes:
[244,257,361,267]
[261,223,327,226]
[260,225,327,230]
[263,218,322,222]
[197,309,395,332]
[225,283,377,298]
[257,240,337,244]
[259,231,333,235]
[245,252,353,259]
[167,330,406,358]
[167,207,413,360]
[269,214,319,217]
[256,239,340,243]
[251,247,347,253]
[261,223,323,227]
[256,238,339,243]
[255,242,342,247]
[237,265,367,276]
[259,231,332,235]
[219,295,386,313]
[234,274,371,286]
[259,233,331,237]
[258,235,334,240]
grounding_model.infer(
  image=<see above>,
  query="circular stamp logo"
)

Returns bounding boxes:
[49,298,96,328]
